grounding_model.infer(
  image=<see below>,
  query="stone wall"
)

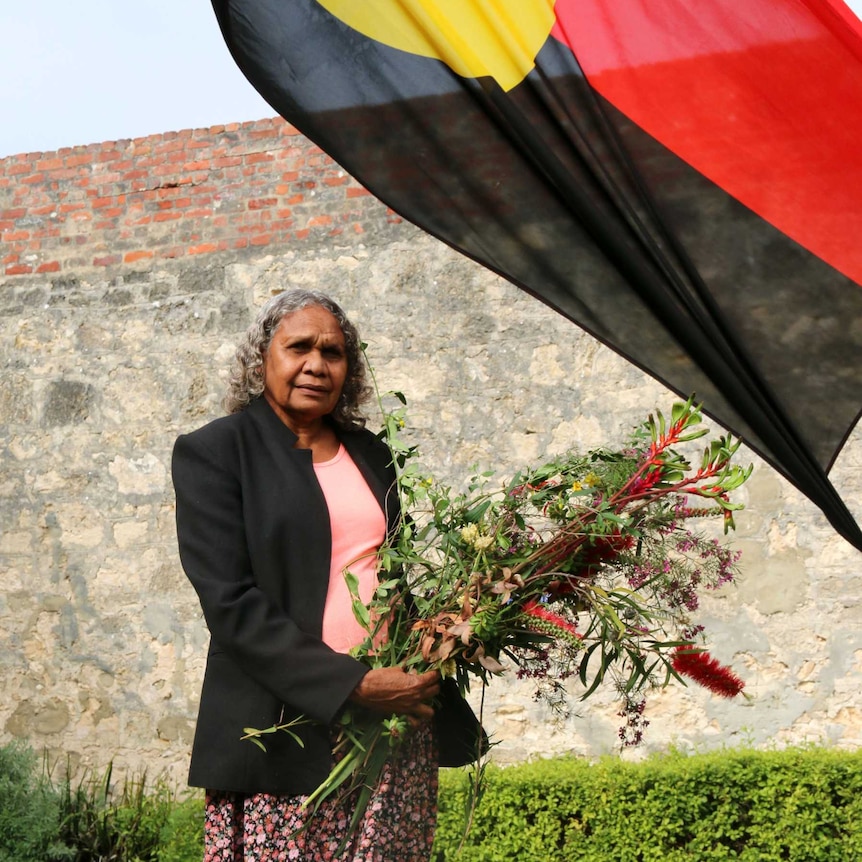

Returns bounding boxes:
[2,119,861,784]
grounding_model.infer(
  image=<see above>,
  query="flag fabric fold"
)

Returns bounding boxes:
[213,0,862,550]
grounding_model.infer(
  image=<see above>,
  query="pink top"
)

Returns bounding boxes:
[313,444,387,654]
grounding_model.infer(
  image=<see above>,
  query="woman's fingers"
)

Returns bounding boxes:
[411,669,442,700]
[349,667,441,719]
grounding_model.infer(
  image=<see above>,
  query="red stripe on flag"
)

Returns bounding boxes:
[553,0,862,284]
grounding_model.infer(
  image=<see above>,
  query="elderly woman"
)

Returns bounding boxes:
[172,290,446,861]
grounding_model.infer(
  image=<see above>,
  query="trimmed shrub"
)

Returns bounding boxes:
[5,738,862,861]
[433,747,862,861]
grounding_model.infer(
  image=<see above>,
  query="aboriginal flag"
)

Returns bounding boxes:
[213,0,862,550]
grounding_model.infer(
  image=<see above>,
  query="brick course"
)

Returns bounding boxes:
[0,118,402,277]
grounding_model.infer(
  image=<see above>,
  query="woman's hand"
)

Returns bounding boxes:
[349,667,441,722]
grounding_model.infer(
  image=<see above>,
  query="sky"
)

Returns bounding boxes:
[0,1,273,158]
[2,1,862,158]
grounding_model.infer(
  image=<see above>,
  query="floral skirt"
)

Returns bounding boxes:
[203,725,438,862]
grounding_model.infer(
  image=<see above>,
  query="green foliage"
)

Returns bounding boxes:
[0,740,201,862]
[365,392,750,714]
[51,761,176,861]
[7,739,862,861]
[156,795,204,862]
[0,740,67,862]
[433,747,862,862]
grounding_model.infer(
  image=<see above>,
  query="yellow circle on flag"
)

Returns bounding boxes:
[316,0,556,91]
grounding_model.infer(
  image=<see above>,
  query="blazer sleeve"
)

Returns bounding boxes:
[172,430,368,725]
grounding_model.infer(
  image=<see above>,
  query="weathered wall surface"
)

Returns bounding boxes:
[2,119,861,784]
[0,118,396,277]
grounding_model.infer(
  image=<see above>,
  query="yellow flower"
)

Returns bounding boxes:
[460,524,480,544]
[584,472,601,487]
[473,535,494,552]
[571,480,583,491]
[440,659,457,678]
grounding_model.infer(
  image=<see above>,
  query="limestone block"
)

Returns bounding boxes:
[53,502,106,549]
[156,715,195,744]
[32,469,73,493]
[112,519,150,548]
[0,530,32,554]
[733,539,810,615]
[549,415,604,454]
[108,453,167,497]
[42,380,95,426]
[6,698,70,736]
[0,372,34,423]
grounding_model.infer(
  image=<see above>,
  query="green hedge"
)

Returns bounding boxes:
[4,741,862,861]
[434,748,862,861]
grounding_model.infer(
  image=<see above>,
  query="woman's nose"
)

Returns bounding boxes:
[303,350,325,374]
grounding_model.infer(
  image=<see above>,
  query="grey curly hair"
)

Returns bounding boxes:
[224,289,371,429]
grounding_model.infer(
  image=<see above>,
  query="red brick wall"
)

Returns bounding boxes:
[0,118,401,278]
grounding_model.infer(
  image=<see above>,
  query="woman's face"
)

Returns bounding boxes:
[261,305,349,429]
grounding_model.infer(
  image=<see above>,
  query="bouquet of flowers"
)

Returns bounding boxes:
[244,396,750,837]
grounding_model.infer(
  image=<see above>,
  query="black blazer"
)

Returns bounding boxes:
[172,396,400,794]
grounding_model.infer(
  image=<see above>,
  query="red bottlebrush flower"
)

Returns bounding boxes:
[522,600,583,646]
[671,646,745,698]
